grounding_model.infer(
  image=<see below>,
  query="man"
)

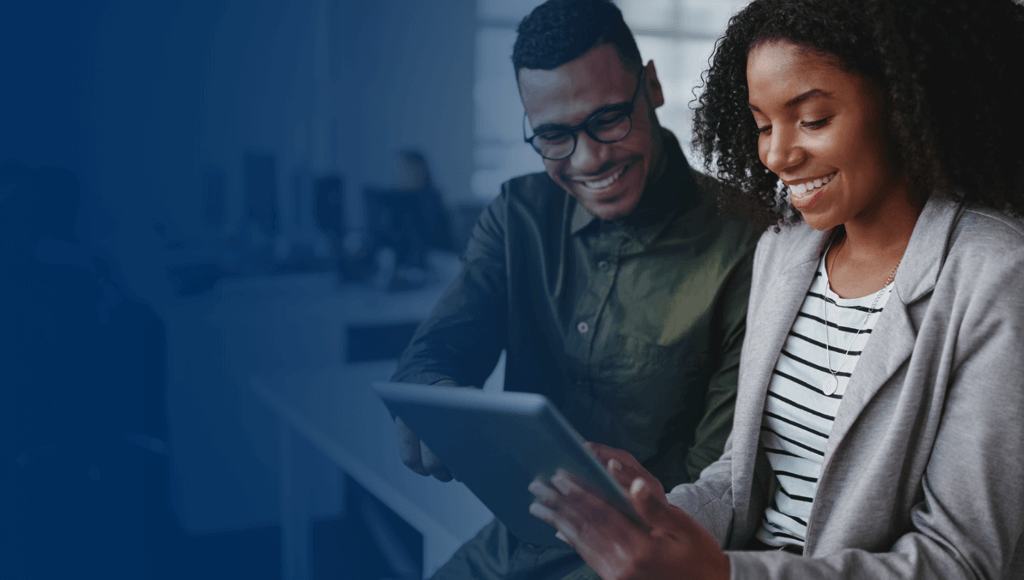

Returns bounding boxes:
[391,1,757,578]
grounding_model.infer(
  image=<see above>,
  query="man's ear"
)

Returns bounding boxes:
[644,60,665,109]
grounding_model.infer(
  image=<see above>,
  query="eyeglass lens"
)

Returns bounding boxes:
[533,112,632,160]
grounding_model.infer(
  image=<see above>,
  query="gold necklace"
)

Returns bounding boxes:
[821,237,900,396]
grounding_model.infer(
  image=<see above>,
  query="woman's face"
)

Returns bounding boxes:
[746,40,904,231]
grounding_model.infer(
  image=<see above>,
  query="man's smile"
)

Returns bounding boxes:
[573,164,628,190]
[567,160,634,196]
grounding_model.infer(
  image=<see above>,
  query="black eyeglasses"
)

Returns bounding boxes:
[523,70,645,161]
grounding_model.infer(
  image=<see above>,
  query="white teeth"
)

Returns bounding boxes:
[582,166,625,189]
[789,172,835,196]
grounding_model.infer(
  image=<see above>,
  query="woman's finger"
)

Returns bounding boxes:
[528,497,589,553]
[528,498,560,527]
[630,478,667,522]
[530,495,628,577]
[528,478,560,505]
[549,470,647,543]
[606,458,635,489]
[586,442,665,497]
[528,477,593,543]
[550,470,607,517]
[588,443,639,475]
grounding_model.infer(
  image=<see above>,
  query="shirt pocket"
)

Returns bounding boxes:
[595,332,709,419]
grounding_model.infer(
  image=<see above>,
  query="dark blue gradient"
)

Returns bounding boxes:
[2,1,478,578]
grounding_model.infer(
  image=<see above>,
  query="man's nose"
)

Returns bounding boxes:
[569,132,610,174]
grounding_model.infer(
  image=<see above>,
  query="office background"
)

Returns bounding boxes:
[0,1,745,578]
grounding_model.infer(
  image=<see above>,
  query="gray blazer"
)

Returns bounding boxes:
[667,194,1024,579]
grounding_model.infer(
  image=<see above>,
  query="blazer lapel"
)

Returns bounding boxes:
[732,226,828,525]
[822,194,964,463]
[823,292,917,464]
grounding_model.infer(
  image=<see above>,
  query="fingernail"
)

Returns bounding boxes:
[630,478,645,495]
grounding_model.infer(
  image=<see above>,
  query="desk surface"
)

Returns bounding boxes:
[163,254,463,533]
[251,362,494,551]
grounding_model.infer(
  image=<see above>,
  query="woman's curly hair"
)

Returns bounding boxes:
[691,0,1024,230]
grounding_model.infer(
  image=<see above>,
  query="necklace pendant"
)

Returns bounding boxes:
[822,375,838,396]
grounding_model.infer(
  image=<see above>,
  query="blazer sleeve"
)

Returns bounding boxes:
[391,188,509,388]
[665,434,738,548]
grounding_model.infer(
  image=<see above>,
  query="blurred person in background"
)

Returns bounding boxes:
[377,149,458,289]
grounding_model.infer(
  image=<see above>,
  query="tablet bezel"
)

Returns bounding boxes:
[373,381,644,546]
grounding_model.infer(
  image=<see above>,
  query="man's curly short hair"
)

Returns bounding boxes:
[512,0,641,77]
[691,0,1024,230]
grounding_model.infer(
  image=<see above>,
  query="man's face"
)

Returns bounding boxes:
[519,44,665,221]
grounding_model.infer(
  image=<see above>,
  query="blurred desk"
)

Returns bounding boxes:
[251,362,493,580]
[161,252,463,535]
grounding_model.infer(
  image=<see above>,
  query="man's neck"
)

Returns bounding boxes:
[611,130,699,244]
[644,141,668,193]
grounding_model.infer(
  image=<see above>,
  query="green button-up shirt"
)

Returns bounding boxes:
[394,130,757,489]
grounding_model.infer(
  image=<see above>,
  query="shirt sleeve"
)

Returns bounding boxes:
[666,233,770,548]
[390,188,510,388]
[683,245,755,482]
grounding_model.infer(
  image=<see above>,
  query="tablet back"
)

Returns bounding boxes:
[374,381,635,547]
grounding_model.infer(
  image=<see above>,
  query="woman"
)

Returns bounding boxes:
[527,0,1024,578]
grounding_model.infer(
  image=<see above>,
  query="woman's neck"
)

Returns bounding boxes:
[827,182,924,299]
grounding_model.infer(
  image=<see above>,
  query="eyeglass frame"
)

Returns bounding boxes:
[522,69,646,161]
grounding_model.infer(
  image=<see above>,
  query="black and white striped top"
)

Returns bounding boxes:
[754,249,892,549]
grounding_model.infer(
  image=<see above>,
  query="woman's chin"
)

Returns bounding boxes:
[794,207,841,232]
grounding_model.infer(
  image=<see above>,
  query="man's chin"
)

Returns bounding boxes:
[582,197,638,220]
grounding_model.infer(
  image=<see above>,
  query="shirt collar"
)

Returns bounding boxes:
[570,198,596,234]
[570,129,699,245]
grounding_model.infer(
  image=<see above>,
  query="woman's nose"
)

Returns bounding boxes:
[762,127,805,175]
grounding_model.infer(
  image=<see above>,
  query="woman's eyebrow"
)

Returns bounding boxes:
[748,89,834,112]
[785,88,832,107]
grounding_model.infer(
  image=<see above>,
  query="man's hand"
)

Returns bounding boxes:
[528,445,729,580]
[394,416,454,482]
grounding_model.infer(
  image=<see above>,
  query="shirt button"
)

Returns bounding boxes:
[598,260,610,271]
[577,321,589,333]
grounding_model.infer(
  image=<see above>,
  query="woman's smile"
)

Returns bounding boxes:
[787,171,836,208]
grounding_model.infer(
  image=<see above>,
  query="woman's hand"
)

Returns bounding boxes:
[528,445,729,580]
[584,442,665,497]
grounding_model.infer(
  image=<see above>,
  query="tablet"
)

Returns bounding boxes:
[374,381,643,546]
